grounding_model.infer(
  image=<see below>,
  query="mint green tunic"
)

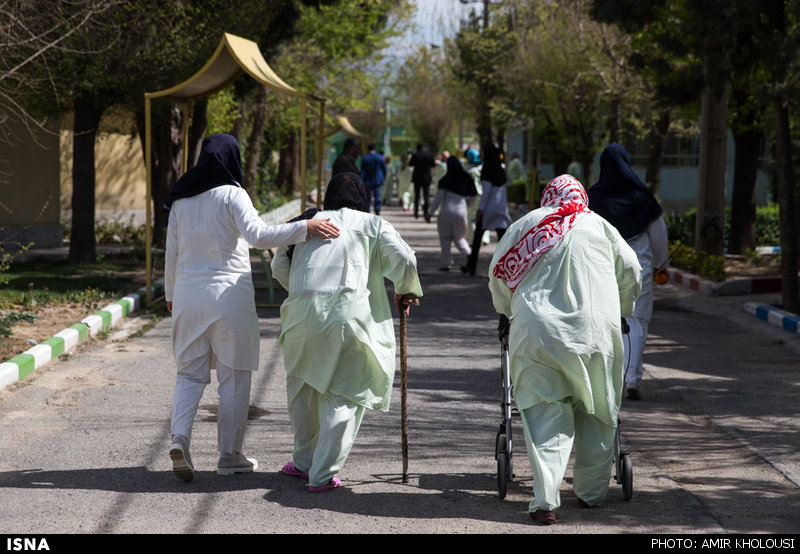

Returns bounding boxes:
[272,208,423,411]
[488,208,642,426]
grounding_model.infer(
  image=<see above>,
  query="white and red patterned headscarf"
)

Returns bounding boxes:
[493,174,591,291]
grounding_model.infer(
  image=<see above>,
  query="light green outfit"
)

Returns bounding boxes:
[488,208,641,512]
[398,166,413,210]
[465,162,484,243]
[272,208,422,486]
[506,157,526,183]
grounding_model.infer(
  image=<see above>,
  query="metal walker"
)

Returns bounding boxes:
[494,315,633,501]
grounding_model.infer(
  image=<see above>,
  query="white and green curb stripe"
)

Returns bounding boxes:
[0,278,164,391]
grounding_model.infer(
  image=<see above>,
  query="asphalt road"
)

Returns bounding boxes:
[0,204,798,537]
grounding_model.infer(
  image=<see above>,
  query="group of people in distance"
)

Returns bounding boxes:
[164,133,667,524]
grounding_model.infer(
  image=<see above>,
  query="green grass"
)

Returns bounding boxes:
[0,254,147,311]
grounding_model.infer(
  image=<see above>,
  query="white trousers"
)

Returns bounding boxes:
[519,401,616,511]
[286,376,365,487]
[624,316,649,387]
[171,352,252,456]
[437,210,471,267]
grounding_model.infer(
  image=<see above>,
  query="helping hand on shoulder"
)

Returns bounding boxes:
[305,218,340,240]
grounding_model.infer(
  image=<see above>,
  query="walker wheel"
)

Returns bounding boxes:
[497,448,509,500]
[621,453,633,501]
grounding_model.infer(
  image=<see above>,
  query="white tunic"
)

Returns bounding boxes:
[628,215,669,322]
[165,185,307,370]
[477,180,512,230]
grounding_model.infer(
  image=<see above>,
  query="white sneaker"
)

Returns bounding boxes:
[217,452,258,475]
[170,437,194,482]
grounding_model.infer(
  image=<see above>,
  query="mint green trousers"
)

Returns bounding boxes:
[519,401,616,512]
[286,376,366,488]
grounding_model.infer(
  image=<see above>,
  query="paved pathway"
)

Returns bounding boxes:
[0,203,798,535]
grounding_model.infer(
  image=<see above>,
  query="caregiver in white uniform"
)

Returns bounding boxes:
[588,142,669,400]
[164,134,339,482]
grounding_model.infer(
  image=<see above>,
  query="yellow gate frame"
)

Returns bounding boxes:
[143,33,326,306]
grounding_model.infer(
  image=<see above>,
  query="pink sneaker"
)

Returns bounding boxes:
[309,477,341,492]
[280,461,309,479]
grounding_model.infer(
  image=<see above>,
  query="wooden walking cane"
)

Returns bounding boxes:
[398,294,418,483]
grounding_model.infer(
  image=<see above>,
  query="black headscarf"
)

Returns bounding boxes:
[164,134,244,212]
[285,172,369,261]
[480,143,506,187]
[323,171,369,212]
[437,156,478,197]
[587,142,663,240]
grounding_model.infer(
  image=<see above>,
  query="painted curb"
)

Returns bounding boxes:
[742,302,800,335]
[0,278,164,391]
[666,267,783,296]
[666,267,800,336]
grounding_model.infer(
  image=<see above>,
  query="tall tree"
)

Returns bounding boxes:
[0,0,121,143]
[754,0,800,313]
[501,0,643,184]
[262,0,409,195]
[450,4,515,149]
[395,45,456,154]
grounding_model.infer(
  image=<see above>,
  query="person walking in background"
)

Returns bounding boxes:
[489,174,641,524]
[360,143,387,215]
[588,142,669,400]
[462,143,511,276]
[567,157,585,184]
[409,143,436,219]
[164,134,340,482]
[463,147,484,245]
[271,172,422,492]
[332,137,361,177]
[381,154,395,207]
[427,156,478,271]
[399,148,414,211]
[506,151,527,183]
[433,150,450,184]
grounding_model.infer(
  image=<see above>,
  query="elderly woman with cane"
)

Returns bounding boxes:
[488,175,641,524]
[271,172,422,492]
[165,134,339,482]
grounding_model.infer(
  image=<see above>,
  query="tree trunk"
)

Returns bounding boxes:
[152,105,183,247]
[476,90,492,147]
[773,100,800,313]
[762,0,799,313]
[275,132,297,196]
[728,128,760,255]
[607,95,621,144]
[645,109,671,198]
[244,87,268,200]
[187,98,208,170]
[68,98,104,264]
[694,83,729,256]
[579,149,594,187]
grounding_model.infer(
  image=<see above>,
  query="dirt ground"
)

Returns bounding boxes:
[0,261,157,363]
[723,254,783,280]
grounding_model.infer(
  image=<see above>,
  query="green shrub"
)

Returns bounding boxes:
[755,204,781,246]
[666,205,782,249]
[95,221,146,247]
[0,312,37,338]
[669,240,727,282]
[506,181,529,204]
